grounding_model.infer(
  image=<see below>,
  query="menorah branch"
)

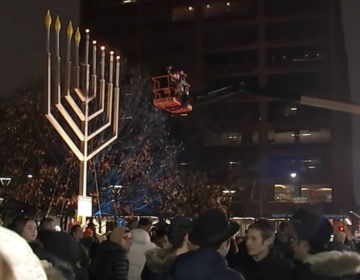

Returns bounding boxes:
[44,10,121,224]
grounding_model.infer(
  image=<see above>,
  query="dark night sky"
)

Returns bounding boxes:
[0,0,80,97]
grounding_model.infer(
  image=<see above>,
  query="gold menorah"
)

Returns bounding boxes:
[44,11,120,223]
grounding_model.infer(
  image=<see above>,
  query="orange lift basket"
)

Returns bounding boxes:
[152,69,192,114]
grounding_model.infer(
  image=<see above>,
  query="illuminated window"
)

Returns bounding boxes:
[268,129,331,144]
[273,183,332,203]
[203,1,256,19]
[172,6,195,21]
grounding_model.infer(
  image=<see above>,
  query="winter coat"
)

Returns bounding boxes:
[89,240,129,280]
[291,251,360,280]
[128,229,156,280]
[141,248,178,280]
[232,248,293,280]
[328,242,352,252]
[171,247,245,280]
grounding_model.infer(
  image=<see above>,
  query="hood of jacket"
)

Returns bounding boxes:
[305,251,360,277]
[145,248,177,274]
[131,229,152,245]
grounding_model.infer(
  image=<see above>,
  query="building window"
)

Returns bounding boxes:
[203,1,257,19]
[267,156,331,178]
[172,6,195,21]
[268,129,331,144]
[204,132,259,147]
[268,101,331,121]
[274,183,332,203]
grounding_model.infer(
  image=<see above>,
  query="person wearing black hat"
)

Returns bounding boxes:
[141,217,193,280]
[289,208,360,280]
[169,209,245,280]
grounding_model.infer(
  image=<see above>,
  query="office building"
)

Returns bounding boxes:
[82,0,354,217]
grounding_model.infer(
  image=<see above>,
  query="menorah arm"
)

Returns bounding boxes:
[65,95,86,121]
[87,135,118,161]
[87,89,119,160]
[74,88,86,102]
[87,121,111,141]
[55,103,85,141]
[88,79,106,120]
[46,114,84,161]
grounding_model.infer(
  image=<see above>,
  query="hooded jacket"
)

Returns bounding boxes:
[292,251,360,280]
[128,229,156,280]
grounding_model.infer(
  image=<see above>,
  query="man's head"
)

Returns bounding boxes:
[138,218,153,232]
[246,220,274,258]
[39,218,55,231]
[168,217,193,252]
[70,225,83,241]
[289,208,333,261]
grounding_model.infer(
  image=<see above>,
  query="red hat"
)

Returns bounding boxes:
[84,228,93,238]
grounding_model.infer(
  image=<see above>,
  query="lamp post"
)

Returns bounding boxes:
[111,185,123,224]
[223,189,236,219]
[0,177,11,225]
[44,11,121,224]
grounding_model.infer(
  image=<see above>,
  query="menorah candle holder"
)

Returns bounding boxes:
[44,10,120,223]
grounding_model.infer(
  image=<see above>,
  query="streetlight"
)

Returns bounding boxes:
[110,185,123,222]
[222,189,236,218]
[0,177,11,225]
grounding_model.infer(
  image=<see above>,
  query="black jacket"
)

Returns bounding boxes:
[291,251,360,280]
[171,247,244,280]
[232,248,292,280]
[89,240,129,280]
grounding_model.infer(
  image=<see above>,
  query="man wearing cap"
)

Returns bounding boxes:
[289,208,360,280]
[169,209,244,280]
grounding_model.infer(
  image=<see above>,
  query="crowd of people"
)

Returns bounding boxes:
[1,207,360,280]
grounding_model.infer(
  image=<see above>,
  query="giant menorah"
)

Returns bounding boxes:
[44,11,120,222]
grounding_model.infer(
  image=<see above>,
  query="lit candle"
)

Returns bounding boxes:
[115,56,120,88]
[109,51,114,83]
[85,29,90,64]
[101,46,105,79]
[92,41,97,75]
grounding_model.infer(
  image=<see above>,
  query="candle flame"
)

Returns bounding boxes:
[67,21,73,38]
[110,51,114,55]
[92,40,97,44]
[45,10,52,29]
[75,28,81,44]
[116,56,120,60]
[85,29,90,33]
[54,16,61,33]
[101,46,105,51]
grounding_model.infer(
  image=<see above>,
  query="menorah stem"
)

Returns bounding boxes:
[78,99,89,223]
[46,52,51,114]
